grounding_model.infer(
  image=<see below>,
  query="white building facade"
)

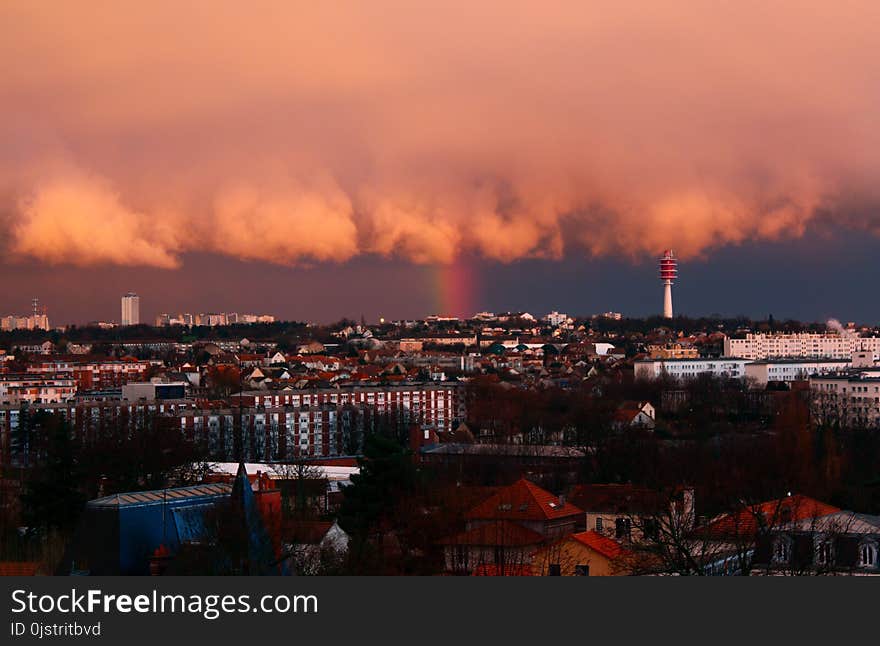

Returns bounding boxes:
[121,293,140,326]
[634,358,749,380]
[724,333,880,360]
[744,359,853,387]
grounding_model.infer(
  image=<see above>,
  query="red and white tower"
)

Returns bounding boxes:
[658,250,678,319]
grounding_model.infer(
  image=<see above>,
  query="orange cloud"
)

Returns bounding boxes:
[12,175,180,268]
[1,2,879,268]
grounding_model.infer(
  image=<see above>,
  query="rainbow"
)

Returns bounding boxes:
[431,259,477,319]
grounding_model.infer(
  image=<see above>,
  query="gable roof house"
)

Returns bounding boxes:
[532,530,632,576]
[438,478,583,574]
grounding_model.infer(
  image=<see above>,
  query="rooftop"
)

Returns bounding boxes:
[88,482,232,509]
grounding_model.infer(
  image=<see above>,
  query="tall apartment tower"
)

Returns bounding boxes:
[658,250,678,319]
[121,292,140,326]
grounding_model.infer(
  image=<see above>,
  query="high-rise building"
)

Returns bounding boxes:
[121,293,140,326]
[658,250,678,319]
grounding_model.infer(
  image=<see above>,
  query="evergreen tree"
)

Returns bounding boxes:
[20,412,86,532]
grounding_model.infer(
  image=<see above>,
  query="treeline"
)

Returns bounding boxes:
[586,314,834,337]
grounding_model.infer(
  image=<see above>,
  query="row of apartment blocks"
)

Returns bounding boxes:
[634,356,865,386]
[1,313,50,331]
[0,382,464,466]
[155,312,275,327]
[23,359,156,391]
[724,332,880,360]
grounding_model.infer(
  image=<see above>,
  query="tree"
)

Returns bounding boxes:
[272,459,327,520]
[337,434,421,572]
[20,412,86,533]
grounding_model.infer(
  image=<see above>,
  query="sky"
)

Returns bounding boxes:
[2,2,880,325]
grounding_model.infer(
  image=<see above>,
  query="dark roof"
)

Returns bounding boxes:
[287,521,334,544]
[568,484,666,515]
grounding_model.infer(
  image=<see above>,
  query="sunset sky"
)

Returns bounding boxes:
[2,2,880,324]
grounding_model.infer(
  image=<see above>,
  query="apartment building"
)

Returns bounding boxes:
[809,371,880,428]
[724,333,880,360]
[634,358,748,380]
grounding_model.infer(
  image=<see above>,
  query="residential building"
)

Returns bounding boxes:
[646,342,699,359]
[439,478,583,574]
[634,357,748,380]
[724,332,880,360]
[744,358,852,387]
[809,372,880,427]
[121,293,140,326]
[532,530,630,576]
[752,511,880,575]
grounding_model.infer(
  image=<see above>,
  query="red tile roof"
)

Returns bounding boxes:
[438,520,545,547]
[571,531,627,560]
[0,562,40,576]
[465,478,583,522]
[698,495,840,540]
[472,563,533,576]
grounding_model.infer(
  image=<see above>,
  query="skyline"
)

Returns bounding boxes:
[2,227,879,326]
[3,3,880,323]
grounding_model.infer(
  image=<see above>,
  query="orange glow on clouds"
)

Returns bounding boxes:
[2,2,880,269]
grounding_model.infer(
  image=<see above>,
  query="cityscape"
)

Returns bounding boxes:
[2,261,880,577]
[2,1,880,597]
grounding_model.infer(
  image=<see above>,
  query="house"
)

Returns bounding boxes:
[752,511,880,575]
[569,484,694,540]
[286,520,350,575]
[612,401,656,430]
[532,531,631,576]
[439,521,545,575]
[691,494,841,576]
[438,478,583,574]
[697,495,840,542]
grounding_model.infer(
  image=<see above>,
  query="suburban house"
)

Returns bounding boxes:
[612,401,656,430]
[438,478,583,574]
[693,494,841,575]
[532,530,631,576]
[568,483,695,540]
[751,510,880,575]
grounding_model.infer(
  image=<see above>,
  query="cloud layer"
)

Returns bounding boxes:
[2,2,880,268]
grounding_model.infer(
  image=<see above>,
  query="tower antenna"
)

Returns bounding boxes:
[658,250,678,319]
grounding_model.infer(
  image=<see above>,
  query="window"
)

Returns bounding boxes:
[859,542,877,568]
[574,564,590,576]
[548,563,561,576]
[615,518,631,540]
[642,518,659,541]
[815,540,834,566]
[772,536,791,563]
